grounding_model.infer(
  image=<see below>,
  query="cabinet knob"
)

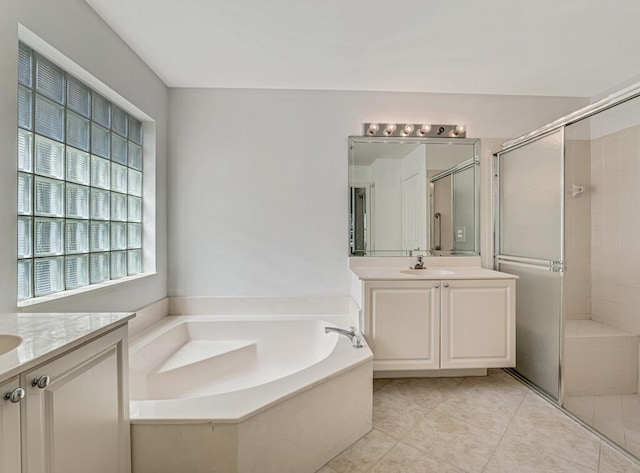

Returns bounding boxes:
[32,375,51,389]
[434,284,440,289]
[4,387,25,403]
[443,283,450,288]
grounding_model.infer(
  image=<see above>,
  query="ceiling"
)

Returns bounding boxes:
[86,0,640,97]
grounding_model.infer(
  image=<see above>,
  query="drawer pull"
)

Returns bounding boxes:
[32,375,51,389]
[4,387,25,403]
[434,284,440,288]
[443,283,450,288]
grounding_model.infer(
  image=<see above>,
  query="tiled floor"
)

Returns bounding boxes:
[316,370,640,473]
[566,394,640,460]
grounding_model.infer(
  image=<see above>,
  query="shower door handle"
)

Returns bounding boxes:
[434,212,441,250]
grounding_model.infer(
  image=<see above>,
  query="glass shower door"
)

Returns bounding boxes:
[496,129,564,400]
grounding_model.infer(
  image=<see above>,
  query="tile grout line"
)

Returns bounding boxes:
[364,432,400,473]
[479,386,530,473]
[597,441,602,473]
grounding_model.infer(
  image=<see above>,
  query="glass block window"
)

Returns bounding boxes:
[17,42,144,301]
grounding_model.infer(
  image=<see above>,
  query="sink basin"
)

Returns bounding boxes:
[400,269,455,276]
[0,335,22,356]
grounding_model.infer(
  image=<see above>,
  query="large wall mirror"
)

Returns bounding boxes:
[349,137,480,256]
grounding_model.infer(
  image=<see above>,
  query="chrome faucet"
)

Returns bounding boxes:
[413,255,425,269]
[324,326,364,348]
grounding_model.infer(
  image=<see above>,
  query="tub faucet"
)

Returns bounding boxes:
[413,255,425,269]
[324,326,364,349]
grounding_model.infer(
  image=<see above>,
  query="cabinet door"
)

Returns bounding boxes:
[440,279,516,369]
[22,327,130,473]
[0,377,21,473]
[365,280,440,370]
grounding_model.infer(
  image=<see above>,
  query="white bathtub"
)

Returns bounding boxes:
[129,315,373,473]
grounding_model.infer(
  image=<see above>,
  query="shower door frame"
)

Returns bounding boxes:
[494,127,566,403]
[493,80,640,407]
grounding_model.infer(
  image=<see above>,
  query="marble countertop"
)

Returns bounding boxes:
[0,312,134,383]
[350,266,518,281]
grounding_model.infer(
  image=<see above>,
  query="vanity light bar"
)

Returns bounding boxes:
[363,123,466,138]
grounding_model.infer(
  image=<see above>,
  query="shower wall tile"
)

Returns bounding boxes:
[590,125,640,338]
[564,139,591,320]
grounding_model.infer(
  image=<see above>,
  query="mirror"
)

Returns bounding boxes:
[349,137,480,256]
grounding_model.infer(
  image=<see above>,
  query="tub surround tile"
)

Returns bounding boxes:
[403,408,502,473]
[328,429,397,473]
[169,296,355,316]
[370,442,465,473]
[128,298,169,336]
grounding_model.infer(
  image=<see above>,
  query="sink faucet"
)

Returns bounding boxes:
[413,255,425,269]
[324,326,364,348]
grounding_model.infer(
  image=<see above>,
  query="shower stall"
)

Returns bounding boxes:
[495,86,640,459]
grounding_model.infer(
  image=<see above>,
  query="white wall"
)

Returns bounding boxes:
[0,0,168,312]
[168,88,587,297]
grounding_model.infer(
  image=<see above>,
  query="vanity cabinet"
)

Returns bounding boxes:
[0,376,21,473]
[5,325,130,473]
[363,278,515,371]
[365,280,441,370]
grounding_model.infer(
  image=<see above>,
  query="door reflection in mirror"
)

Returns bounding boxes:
[348,137,479,257]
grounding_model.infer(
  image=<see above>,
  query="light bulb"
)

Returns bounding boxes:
[367,123,379,135]
[384,123,397,136]
[401,124,414,136]
[418,124,431,136]
[453,124,466,135]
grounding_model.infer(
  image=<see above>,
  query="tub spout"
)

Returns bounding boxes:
[325,326,364,349]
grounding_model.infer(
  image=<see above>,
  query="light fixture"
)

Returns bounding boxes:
[401,124,414,136]
[362,123,466,138]
[453,124,466,136]
[417,124,432,136]
[383,123,397,136]
[367,123,379,135]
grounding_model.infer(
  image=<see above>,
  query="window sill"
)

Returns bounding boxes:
[17,272,157,308]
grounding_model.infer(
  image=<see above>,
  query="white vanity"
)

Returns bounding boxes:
[351,257,517,376]
[0,312,133,473]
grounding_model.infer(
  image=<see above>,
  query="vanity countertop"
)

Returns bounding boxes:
[0,312,134,383]
[351,266,518,281]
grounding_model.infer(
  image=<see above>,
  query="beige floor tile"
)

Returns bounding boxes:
[328,428,397,473]
[373,378,390,391]
[600,442,640,473]
[370,441,465,473]
[315,466,339,473]
[378,377,463,410]
[503,393,600,470]
[373,390,431,439]
[403,408,502,473]
[433,381,525,435]
[483,436,596,473]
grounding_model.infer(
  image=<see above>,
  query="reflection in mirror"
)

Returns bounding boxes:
[349,137,479,256]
